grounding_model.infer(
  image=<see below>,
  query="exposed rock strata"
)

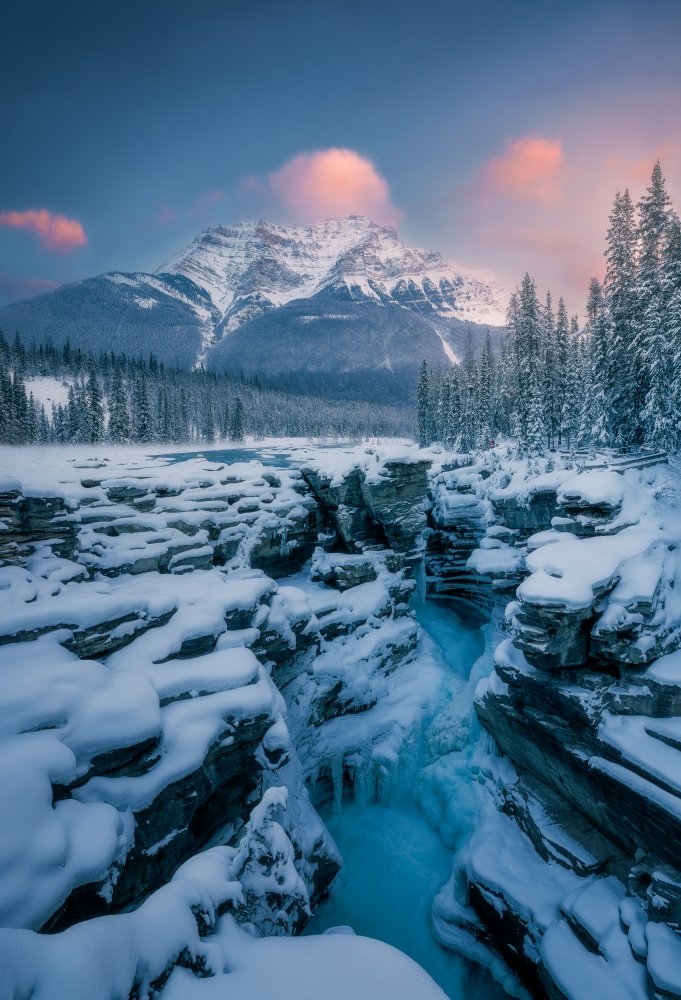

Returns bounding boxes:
[429,453,681,999]
[0,449,429,983]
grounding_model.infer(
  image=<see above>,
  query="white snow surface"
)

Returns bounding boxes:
[158,216,510,328]
[0,439,457,1000]
[24,376,71,413]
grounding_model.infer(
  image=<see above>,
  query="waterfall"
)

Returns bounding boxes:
[413,556,427,605]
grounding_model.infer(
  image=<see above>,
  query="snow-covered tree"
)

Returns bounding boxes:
[416,360,431,447]
[586,278,613,448]
[229,396,245,442]
[604,188,638,445]
[85,367,104,443]
[477,331,495,446]
[108,367,130,443]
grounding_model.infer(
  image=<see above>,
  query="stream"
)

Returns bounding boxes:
[306,598,510,999]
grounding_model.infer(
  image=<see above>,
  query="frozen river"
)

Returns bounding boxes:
[306,599,511,999]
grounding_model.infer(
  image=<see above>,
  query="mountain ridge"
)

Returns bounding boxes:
[0,216,509,403]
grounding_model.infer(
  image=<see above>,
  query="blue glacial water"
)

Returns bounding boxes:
[306,599,510,999]
[153,443,349,469]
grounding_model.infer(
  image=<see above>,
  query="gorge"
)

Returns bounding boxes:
[0,439,680,1000]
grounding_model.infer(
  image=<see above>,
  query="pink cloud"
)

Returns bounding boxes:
[0,209,86,252]
[444,132,681,313]
[247,148,402,227]
[478,136,566,206]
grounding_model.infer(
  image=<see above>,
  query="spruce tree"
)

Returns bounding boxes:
[478,331,495,446]
[604,188,638,445]
[108,367,130,442]
[85,367,104,443]
[133,376,154,443]
[416,360,431,448]
[587,278,613,448]
[635,162,675,445]
[542,290,558,448]
[229,396,244,442]
[555,297,569,446]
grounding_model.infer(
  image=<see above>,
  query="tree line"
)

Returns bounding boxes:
[0,335,412,445]
[417,161,681,455]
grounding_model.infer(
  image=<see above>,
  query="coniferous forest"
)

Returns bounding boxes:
[417,162,681,456]
[2,164,679,454]
[0,335,412,445]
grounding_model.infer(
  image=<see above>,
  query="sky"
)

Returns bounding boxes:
[1,0,680,314]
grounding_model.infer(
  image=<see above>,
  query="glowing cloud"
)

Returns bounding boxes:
[0,209,87,252]
[251,148,401,226]
[479,136,565,206]
[447,133,681,310]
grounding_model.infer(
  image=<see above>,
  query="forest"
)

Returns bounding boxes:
[0,335,412,444]
[417,162,681,456]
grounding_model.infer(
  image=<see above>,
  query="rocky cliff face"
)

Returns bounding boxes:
[5,441,681,1000]
[0,446,432,998]
[427,449,681,999]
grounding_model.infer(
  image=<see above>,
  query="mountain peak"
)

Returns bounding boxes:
[157,216,509,328]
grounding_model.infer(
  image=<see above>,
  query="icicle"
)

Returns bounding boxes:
[413,557,426,605]
[477,725,499,757]
[330,754,344,814]
[375,762,391,806]
[351,755,368,809]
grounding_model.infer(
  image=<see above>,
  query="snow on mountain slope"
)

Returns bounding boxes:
[158,216,510,333]
[1,218,509,398]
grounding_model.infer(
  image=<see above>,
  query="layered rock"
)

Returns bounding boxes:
[456,459,681,998]
[0,445,428,996]
[301,452,430,567]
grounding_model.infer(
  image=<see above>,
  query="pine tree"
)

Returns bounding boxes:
[555,297,569,446]
[478,331,495,446]
[561,319,582,450]
[229,396,244,442]
[10,373,30,444]
[85,367,104,443]
[525,370,546,457]
[201,396,215,443]
[416,360,431,448]
[664,218,681,436]
[641,292,677,450]
[577,333,596,449]
[541,291,558,448]
[587,278,613,448]
[133,375,154,443]
[459,333,478,451]
[108,367,130,442]
[635,162,675,446]
[509,274,543,453]
[604,188,638,445]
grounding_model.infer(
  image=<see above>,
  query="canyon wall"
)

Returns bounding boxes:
[427,451,681,1000]
[0,448,431,997]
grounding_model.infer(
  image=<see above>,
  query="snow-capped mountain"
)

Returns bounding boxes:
[160,215,509,337]
[1,216,509,403]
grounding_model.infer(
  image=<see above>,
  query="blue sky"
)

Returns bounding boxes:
[1,0,680,311]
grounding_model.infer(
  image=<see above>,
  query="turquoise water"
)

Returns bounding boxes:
[153,443,350,468]
[306,599,509,999]
[153,446,298,467]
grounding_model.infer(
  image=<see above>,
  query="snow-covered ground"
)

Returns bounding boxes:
[3,439,681,1000]
[0,439,464,1000]
[24,376,71,413]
